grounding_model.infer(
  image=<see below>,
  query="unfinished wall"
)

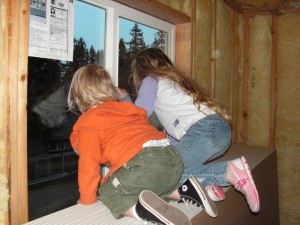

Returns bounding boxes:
[276,13,300,225]
[193,1,243,141]
[193,1,300,224]
[239,11,300,225]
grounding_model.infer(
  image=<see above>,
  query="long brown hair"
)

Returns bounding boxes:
[131,48,231,122]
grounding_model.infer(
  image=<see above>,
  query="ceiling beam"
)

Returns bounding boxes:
[112,0,191,24]
[223,0,243,14]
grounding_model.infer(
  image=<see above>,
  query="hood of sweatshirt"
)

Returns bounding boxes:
[73,101,148,132]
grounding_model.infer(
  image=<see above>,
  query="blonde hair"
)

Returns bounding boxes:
[131,48,231,122]
[68,64,119,113]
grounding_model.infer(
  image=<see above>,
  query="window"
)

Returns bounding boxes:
[27,0,175,220]
[118,18,168,99]
[88,0,175,84]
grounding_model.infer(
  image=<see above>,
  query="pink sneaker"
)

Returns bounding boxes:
[228,156,260,213]
[205,185,225,202]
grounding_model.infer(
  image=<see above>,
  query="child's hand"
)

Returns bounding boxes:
[117,88,129,99]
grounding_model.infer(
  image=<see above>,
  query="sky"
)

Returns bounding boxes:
[74,0,159,51]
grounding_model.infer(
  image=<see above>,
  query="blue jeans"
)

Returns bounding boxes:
[176,114,232,186]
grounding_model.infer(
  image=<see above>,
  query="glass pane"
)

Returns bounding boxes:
[27,0,106,220]
[118,17,167,100]
[74,0,105,67]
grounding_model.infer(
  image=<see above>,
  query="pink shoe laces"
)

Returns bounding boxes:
[234,177,249,191]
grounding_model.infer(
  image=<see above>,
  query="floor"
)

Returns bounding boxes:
[28,172,79,221]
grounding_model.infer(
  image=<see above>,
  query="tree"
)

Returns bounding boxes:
[88,45,97,64]
[62,37,89,82]
[118,38,132,92]
[119,38,127,65]
[126,23,147,56]
[96,49,104,66]
[151,30,166,51]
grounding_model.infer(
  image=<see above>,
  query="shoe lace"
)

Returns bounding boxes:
[180,197,201,207]
[234,177,249,191]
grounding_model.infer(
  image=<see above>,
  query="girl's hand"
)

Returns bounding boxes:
[117,88,129,99]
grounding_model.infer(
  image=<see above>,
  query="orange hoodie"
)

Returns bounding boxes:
[70,101,166,204]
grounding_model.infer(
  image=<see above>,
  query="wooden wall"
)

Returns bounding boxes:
[1,0,300,225]
[1,0,30,224]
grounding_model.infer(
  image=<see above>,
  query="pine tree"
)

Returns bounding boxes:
[126,23,147,56]
[151,30,166,51]
[118,38,131,92]
[119,38,127,65]
[88,45,97,64]
[62,37,89,82]
[96,49,104,67]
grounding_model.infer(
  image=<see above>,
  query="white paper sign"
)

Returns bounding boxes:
[29,0,74,61]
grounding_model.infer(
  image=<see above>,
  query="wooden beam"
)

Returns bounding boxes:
[191,0,196,78]
[244,9,273,17]
[210,0,217,98]
[223,0,243,14]
[175,23,192,75]
[244,6,300,16]
[0,0,9,222]
[241,14,250,144]
[277,8,300,14]
[228,9,235,118]
[8,0,30,224]
[269,14,277,149]
[112,0,191,24]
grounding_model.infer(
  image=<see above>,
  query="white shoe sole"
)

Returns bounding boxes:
[189,176,218,217]
[139,190,192,225]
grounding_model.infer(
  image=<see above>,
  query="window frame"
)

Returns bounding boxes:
[80,0,175,84]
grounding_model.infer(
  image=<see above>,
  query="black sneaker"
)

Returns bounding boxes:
[178,176,218,218]
[136,190,192,225]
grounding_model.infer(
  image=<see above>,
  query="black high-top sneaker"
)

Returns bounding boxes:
[135,190,192,225]
[178,176,218,218]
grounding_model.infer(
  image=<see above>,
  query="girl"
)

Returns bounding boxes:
[121,48,260,213]
[67,64,218,225]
